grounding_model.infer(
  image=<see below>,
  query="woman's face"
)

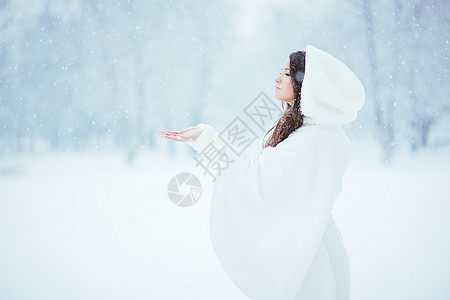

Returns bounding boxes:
[274,57,295,106]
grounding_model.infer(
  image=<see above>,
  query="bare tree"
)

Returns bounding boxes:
[362,0,396,161]
[404,0,449,151]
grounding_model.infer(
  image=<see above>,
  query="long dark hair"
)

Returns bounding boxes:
[263,51,306,148]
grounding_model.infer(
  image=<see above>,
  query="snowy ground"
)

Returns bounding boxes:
[0,142,449,300]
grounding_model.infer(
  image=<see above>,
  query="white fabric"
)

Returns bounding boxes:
[301,45,365,125]
[293,215,350,300]
[188,123,351,299]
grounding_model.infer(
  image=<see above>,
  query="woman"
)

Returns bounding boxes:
[159,45,364,300]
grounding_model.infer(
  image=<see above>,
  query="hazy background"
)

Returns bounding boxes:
[1,0,448,160]
[1,0,449,299]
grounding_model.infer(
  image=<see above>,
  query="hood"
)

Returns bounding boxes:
[300,45,365,125]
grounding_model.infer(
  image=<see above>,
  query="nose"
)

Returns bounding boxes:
[275,74,281,83]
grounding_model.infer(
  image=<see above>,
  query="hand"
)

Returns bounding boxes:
[158,123,206,143]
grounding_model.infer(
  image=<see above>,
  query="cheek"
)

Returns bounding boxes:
[284,80,294,94]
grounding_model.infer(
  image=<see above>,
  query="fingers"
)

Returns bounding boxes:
[159,132,183,138]
[158,131,180,135]
[158,131,189,142]
[159,132,180,138]
[158,124,204,142]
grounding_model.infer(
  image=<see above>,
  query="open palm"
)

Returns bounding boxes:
[158,123,205,143]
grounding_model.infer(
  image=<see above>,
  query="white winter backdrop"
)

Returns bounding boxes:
[0,0,449,299]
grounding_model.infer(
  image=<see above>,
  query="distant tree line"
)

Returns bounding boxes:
[0,0,448,162]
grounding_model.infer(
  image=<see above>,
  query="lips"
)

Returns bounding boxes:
[275,86,281,90]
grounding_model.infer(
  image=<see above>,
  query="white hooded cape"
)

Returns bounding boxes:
[187,45,364,300]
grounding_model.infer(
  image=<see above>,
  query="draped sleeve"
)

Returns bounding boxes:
[188,123,350,299]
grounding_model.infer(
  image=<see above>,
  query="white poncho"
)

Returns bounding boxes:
[187,45,365,300]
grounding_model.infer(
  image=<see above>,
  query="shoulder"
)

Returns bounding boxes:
[278,124,350,152]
